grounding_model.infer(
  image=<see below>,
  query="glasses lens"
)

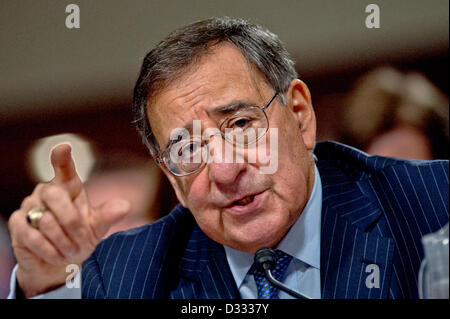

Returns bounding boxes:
[220,107,268,147]
[164,138,206,176]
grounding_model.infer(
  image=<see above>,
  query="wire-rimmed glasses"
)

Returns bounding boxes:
[157,92,278,176]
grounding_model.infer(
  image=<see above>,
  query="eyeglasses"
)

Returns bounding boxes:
[157,92,278,176]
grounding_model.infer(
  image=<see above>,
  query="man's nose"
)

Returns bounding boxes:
[207,136,246,185]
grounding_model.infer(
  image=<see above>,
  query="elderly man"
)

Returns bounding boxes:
[8,17,449,299]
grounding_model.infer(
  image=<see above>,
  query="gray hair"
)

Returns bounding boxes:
[132,17,298,157]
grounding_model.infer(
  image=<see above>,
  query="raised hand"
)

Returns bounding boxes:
[8,144,131,297]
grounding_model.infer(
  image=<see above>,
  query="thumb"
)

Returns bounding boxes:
[91,198,131,239]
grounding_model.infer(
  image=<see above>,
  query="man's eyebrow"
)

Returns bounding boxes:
[208,100,256,116]
[163,99,255,150]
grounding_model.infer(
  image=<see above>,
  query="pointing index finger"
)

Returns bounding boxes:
[50,144,83,198]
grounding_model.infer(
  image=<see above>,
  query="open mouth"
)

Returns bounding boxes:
[232,194,256,206]
[224,191,267,215]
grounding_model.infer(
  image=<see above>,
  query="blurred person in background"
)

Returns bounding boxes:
[84,151,177,238]
[339,67,449,160]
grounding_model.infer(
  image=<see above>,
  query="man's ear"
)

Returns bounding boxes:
[286,79,316,151]
[158,164,188,207]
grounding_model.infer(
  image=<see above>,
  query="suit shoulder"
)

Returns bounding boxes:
[89,204,193,260]
[315,141,449,179]
[82,204,196,298]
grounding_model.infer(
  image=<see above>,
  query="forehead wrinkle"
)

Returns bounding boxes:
[154,78,211,120]
[149,44,274,152]
[165,80,212,111]
[160,45,267,116]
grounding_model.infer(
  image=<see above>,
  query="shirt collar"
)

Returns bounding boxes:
[223,165,322,288]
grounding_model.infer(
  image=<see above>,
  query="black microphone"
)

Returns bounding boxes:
[254,247,310,299]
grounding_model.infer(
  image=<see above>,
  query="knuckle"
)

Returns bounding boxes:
[8,211,18,228]
[25,231,43,248]
[32,183,45,195]
[41,184,63,201]
[8,210,22,233]
[37,212,53,230]
[20,196,33,209]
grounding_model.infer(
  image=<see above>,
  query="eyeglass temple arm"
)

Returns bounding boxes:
[260,92,278,111]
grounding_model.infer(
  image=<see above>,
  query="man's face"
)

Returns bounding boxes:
[148,43,316,253]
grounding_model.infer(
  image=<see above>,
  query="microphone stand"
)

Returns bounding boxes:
[255,247,310,299]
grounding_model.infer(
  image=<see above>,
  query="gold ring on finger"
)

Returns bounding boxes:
[26,206,46,229]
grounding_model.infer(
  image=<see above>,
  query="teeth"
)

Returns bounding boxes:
[235,195,254,206]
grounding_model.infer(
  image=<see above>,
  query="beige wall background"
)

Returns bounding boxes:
[0,0,448,219]
[1,0,448,123]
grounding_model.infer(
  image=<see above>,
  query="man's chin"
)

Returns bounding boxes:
[225,225,286,254]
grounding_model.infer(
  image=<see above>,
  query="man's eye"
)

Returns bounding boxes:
[234,119,248,128]
[188,143,198,153]
[179,142,199,156]
[229,117,251,130]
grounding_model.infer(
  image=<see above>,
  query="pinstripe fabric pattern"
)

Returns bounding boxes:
[82,205,240,299]
[82,141,449,299]
[315,142,448,299]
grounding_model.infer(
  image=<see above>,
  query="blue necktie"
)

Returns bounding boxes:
[249,250,293,299]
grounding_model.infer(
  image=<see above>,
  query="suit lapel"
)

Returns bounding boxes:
[317,157,395,299]
[174,225,240,299]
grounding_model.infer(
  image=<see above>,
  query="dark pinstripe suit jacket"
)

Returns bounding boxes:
[81,141,449,299]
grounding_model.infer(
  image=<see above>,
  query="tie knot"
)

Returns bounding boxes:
[249,249,293,299]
